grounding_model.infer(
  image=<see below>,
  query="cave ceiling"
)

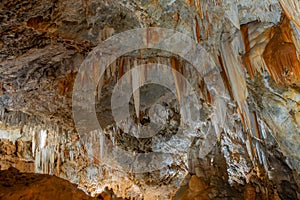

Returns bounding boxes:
[0,0,299,199]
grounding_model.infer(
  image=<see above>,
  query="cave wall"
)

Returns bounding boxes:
[0,0,299,199]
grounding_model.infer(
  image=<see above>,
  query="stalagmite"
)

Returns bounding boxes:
[244,185,256,200]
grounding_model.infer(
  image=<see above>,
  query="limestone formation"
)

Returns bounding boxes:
[0,0,299,199]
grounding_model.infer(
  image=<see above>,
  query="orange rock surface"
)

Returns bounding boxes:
[0,167,95,200]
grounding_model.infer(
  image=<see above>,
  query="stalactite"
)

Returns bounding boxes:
[99,25,115,41]
[241,17,300,85]
[186,0,192,5]
[140,59,146,87]
[174,12,180,29]
[225,4,240,30]
[278,0,300,29]
[263,17,300,84]
[195,0,203,19]
[132,60,140,124]
[220,30,251,131]
[194,16,201,43]
[118,57,125,80]
[171,56,181,103]
[241,22,274,79]
[126,58,132,84]
[249,111,261,140]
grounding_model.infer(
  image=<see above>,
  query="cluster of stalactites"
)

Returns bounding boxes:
[215,2,299,185]
[242,17,300,85]
[76,53,224,112]
[0,110,79,176]
[221,15,299,125]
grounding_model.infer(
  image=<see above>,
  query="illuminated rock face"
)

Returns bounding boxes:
[0,0,299,199]
[0,167,96,200]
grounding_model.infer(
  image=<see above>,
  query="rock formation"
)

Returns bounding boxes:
[0,167,96,200]
[0,0,299,199]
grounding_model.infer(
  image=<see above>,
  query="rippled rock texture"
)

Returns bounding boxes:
[0,0,300,199]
